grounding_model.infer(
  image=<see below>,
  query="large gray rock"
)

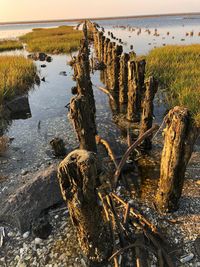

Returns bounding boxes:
[0,164,63,232]
[6,95,31,120]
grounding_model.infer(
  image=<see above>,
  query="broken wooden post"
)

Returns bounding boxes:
[127,61,140,122]
[50,137,66,157]
[136,59,146,112]
[103,38,110,64]
[70,95,97,152]
[74,24,97,135]
[110,44,123,91]
[119,53,130,113]
[58,149,112,263]
[155,106,197,212]
[139,76,158,149]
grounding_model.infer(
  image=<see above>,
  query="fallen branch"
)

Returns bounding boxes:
[113,124,159,187]
[93,84,115,101]
[96,135,118,168]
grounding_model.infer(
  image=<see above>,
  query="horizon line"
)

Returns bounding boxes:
[0,11,200,26]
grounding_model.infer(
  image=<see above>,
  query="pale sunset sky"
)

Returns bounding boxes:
[0,0,199,22]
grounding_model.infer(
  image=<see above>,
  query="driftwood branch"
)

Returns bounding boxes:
[113,124,159,187]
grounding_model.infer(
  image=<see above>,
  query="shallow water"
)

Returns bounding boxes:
[0,14,199,177]
[95,14,200,54]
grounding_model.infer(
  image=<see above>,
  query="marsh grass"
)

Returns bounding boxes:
[0,56,37,104]
[146,44,200,126]
[0,40,23,52]
[20,26,83,54]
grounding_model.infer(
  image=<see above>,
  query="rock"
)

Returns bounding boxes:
[50,138,66,157]
[41,77,46,82]
[71,86,78,95]
[21,170,28,176]
[32,216,52,239]
[59,71,67,76]
[37,52,47,61]
[41,64,46,68]
[5,95,31,120]
[0,164,63,232]
[46,56,52,62]
[22,231,30,239]
[34,237,43,245]
[180,253,194,263]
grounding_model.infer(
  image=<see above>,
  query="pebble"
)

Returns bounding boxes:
[34,237,43,245]
[54,215,59,219]
[180,253,194,263]
[21,170,28,176]
[23,231,30,239]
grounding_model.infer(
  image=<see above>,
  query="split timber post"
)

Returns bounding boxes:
[57,150,112,263]
[127,60,140,122]
[155,106,197,212]
[119,53,130,113]
[97,31,104,62]
[139,76,158,149]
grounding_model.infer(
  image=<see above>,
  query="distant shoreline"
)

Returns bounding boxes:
[0,12,200,26]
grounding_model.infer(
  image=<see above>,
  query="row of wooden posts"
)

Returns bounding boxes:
[86,20,197,210]
[57,21,198,265]
[87,20,159,150]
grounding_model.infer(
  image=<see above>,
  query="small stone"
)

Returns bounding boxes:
[34,237,43,245]
[7,232,15,237]
[23,231,30,239]
[21,170,28,176]
[81,259,87,267]
[180,253,194,263]
[54,215,59,219]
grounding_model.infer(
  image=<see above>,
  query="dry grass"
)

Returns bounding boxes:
[146,44,200,126]
[20,26,83,54]
[0,55,37,104]
[0,40,23,52]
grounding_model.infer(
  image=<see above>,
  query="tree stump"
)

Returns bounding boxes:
[70,95,97,152]
[57,150,112,263]
[155,106,197,212]
[139,76,158,149]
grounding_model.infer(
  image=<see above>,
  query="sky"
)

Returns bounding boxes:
[0,0,199,23]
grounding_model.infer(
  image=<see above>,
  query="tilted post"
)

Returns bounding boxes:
[155,106,197,212]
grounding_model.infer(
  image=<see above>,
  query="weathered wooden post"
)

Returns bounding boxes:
[75,23,97,136]
[70,95,97,152]
[58,150,112,263]
[110,44,123,91]
[139,76,158,149]
[155,106,197,212]
[136,59,146,112]
[119,53,130,113]
[106,41,115,89]
[103,38,110,64]
[127,60,140,122]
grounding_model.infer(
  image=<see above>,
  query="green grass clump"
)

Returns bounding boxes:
[20,26,83,54]
[146,44,200,126]
[0,56,37,104]
[0,40,23,52]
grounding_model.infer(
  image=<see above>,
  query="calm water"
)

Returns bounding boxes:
[0,14,199,176]
[95,14,200,54]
